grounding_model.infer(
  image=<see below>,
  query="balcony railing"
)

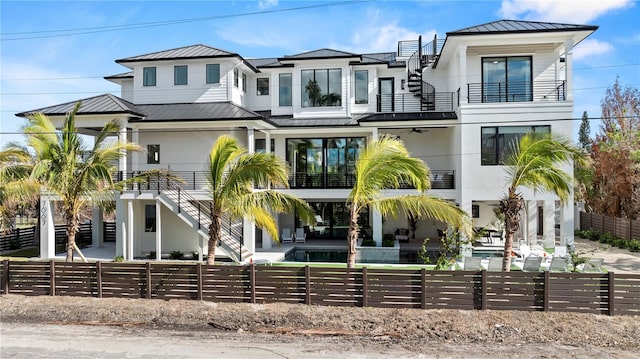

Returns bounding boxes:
[376,92,457,113]
[115,170,455,191]
[467,80,566,103]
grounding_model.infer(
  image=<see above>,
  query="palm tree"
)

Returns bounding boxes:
[204,135,315,265]
[23,102,141,261]
[0,144,35,234]
[346,135,471,268]
[499,132,587,271]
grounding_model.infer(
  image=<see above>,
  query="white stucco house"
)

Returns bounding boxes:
[17,20,597,262]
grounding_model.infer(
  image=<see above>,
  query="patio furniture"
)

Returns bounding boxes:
[548,257,568,272]
[487,257,503,271]
[582,258,604,272]
[522,256,543,272]
[281,228,293,244]
[395,228,409,242]
[554,246,567,258]
[463,256,482,271]
[295,228,306,243]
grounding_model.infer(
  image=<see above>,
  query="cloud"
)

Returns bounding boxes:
[345,22,430,54]
[257,0,278,10]
[499,0,634,23]
[572,39,614,61]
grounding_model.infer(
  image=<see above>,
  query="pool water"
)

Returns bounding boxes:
[285,248,348,262]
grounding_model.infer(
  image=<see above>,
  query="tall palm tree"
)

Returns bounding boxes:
[204,135,315,265]
[0,144,35,234]
[499,132,587,271]
[346,135,471,268]
[23,102,141,261]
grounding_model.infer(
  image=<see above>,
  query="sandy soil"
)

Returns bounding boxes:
[573,236,640,274]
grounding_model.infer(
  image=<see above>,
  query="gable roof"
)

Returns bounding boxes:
[131,102,263,122]
[104,71,134,80]
[447,19,598,36]
[279,48,361,61]
[115,44,237,63]
[15,93,144,118]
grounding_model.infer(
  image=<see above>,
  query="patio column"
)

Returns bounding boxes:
[91,206,104,248]
[155,200,161,260]
[198,234,205,262]
[458,44,467,104]
[127,199,134,260]
[118,125,128,180]
[560,193,575,250]
[543,200,555,248]
[39,196,55,259]
[263,213,274,249]
[564,39,574,102]
[527,200,537,246]
[131,127,139,172]
[115,197,126,258]
[372,210,383,246]
[243,219,255,259]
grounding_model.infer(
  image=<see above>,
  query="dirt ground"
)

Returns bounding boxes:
[1,294,639,358]
[573,236,640,274]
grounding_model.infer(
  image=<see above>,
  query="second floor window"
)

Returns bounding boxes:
[301,69,342,107]
[174,65,187,85]
[482,56,532,102]
[354,70,368,104]
[143,67,156,86]
[242,73,247,92]
[234,68,239,87]
[147,144,160,164]
[257,78,269,95]
[279,73,292,107]
[481,125,550,165]
[206,64,220,84]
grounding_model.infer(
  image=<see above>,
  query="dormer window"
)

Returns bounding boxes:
[174,65,188,85]
[143,67,156,86]
[234,68,239,87]
[206,64,220,84]
[301,69,342,107]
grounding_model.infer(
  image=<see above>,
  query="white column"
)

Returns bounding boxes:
[561,195,575,250]
[372,210,383,246]
[155,200,161,261]
[131,127,139,172]
[127,200,134,260]
[247,127,255,153]
[199,234,205,262]
[543,200,555,248]
[372,128,378,141]
[115,197,126,258]
[527,200,538,246]
[118,125,128,180]
[91,207,104,248]
[39,196,55,259]
[263,214,274,249]
[458,44,468,104]
[564,40,574,102]
[243,219,255,257]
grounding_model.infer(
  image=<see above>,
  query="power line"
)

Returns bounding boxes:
[1,1,371,41]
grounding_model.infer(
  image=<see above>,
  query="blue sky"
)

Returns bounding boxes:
[1,0,638,147]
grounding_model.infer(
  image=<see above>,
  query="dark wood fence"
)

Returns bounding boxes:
[0,227,36,251]
[1,260,638,316]
[1,221,116,251]
[581,212,640,240]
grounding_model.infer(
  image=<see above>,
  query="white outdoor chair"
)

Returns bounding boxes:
[548,257,568,272]
[554,246,568,258]
[582,258,604,273]
[522,256,543,272]
[463,256,482,271]
[295,227,306,243]
[281,228,293,244]
[487,257,503,271]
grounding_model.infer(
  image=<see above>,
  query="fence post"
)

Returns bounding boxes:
[50,260,56,296]
[2,259,9,294]
[543,271,550,312]
[197,263,203,301]
[421,268,426,309]
[305,265,311,305]
[250,263,256,304]
[146,262,152,299]
[608,271,615,316]
[481,270,487,310]
[96,261,103,298]
[362,267,368,307]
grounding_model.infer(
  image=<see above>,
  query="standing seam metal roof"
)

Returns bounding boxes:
[115,44,237,63]
[447,19,598,35]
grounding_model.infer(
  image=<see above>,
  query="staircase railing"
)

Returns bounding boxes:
[161,184,247,263]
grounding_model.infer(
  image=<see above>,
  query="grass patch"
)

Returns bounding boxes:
[270,261,436,270]
[1,246,40,259]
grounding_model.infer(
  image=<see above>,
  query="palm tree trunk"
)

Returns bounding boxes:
[346,204,359,268]
[65,212,78,262]
[500,189,523,272]
[207,214,221,265]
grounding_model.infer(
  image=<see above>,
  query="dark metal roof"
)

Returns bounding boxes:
[447,20,598,36]
[357,112,457,122]
[130,102,262,122]
[246,57,281,68]
[115,44,237,63]
[104,71,133,80]
[261,113,358,127]
[279,48,361,61]
[15,93,144,117]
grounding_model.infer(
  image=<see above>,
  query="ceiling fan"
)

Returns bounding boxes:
[409,128,426,134]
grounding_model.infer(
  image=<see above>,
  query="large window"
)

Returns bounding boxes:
[174,65,188,85]
[481,125,550,165]
[279,73,292,107]
[354,70,368,104]
[206,64,220,84]
[286,137,365,188]
[143,67,156,86]
[301,69,342,107]
[482,56,532,102]
[257,78,269,95]
[145,205,156,232]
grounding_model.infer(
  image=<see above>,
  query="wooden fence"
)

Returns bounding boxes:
[0,222,116,251]
[0,227,36,251]
[581,212,640,240]
[1,260,638,316]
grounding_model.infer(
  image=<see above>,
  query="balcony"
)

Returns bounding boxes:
[376,92,457,113]
[467,80,566,104]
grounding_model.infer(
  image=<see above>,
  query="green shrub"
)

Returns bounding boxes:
[360,237,376,247]
[382,233,395,247]
[613,238,627,249]
[580,229,600,241]
[628,240,640,252]
[146,251,156,259]
[600,232,615,245]
[169,251,184,260]
[113,255,124,262]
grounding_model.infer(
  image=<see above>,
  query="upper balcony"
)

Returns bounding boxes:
[467,80,566,104]
[376,91,458,113]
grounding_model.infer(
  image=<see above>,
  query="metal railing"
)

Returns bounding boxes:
[467,80,566,103]
[376,92,457,112]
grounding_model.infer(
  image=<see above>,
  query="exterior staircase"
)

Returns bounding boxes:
[405,35,444,111]
[158,187,252,263]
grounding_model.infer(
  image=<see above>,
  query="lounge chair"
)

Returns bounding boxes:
[548,257,568,272]
[522,256,542,272]
[487,257,503,271]
[295,227,306,243]
[395,228,409,242]
[281,228,293,244]
[582,258,604,273]
[463,256,482,271]
[554,245,567,258]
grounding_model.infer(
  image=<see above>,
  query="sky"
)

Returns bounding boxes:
[1,0,639,147]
